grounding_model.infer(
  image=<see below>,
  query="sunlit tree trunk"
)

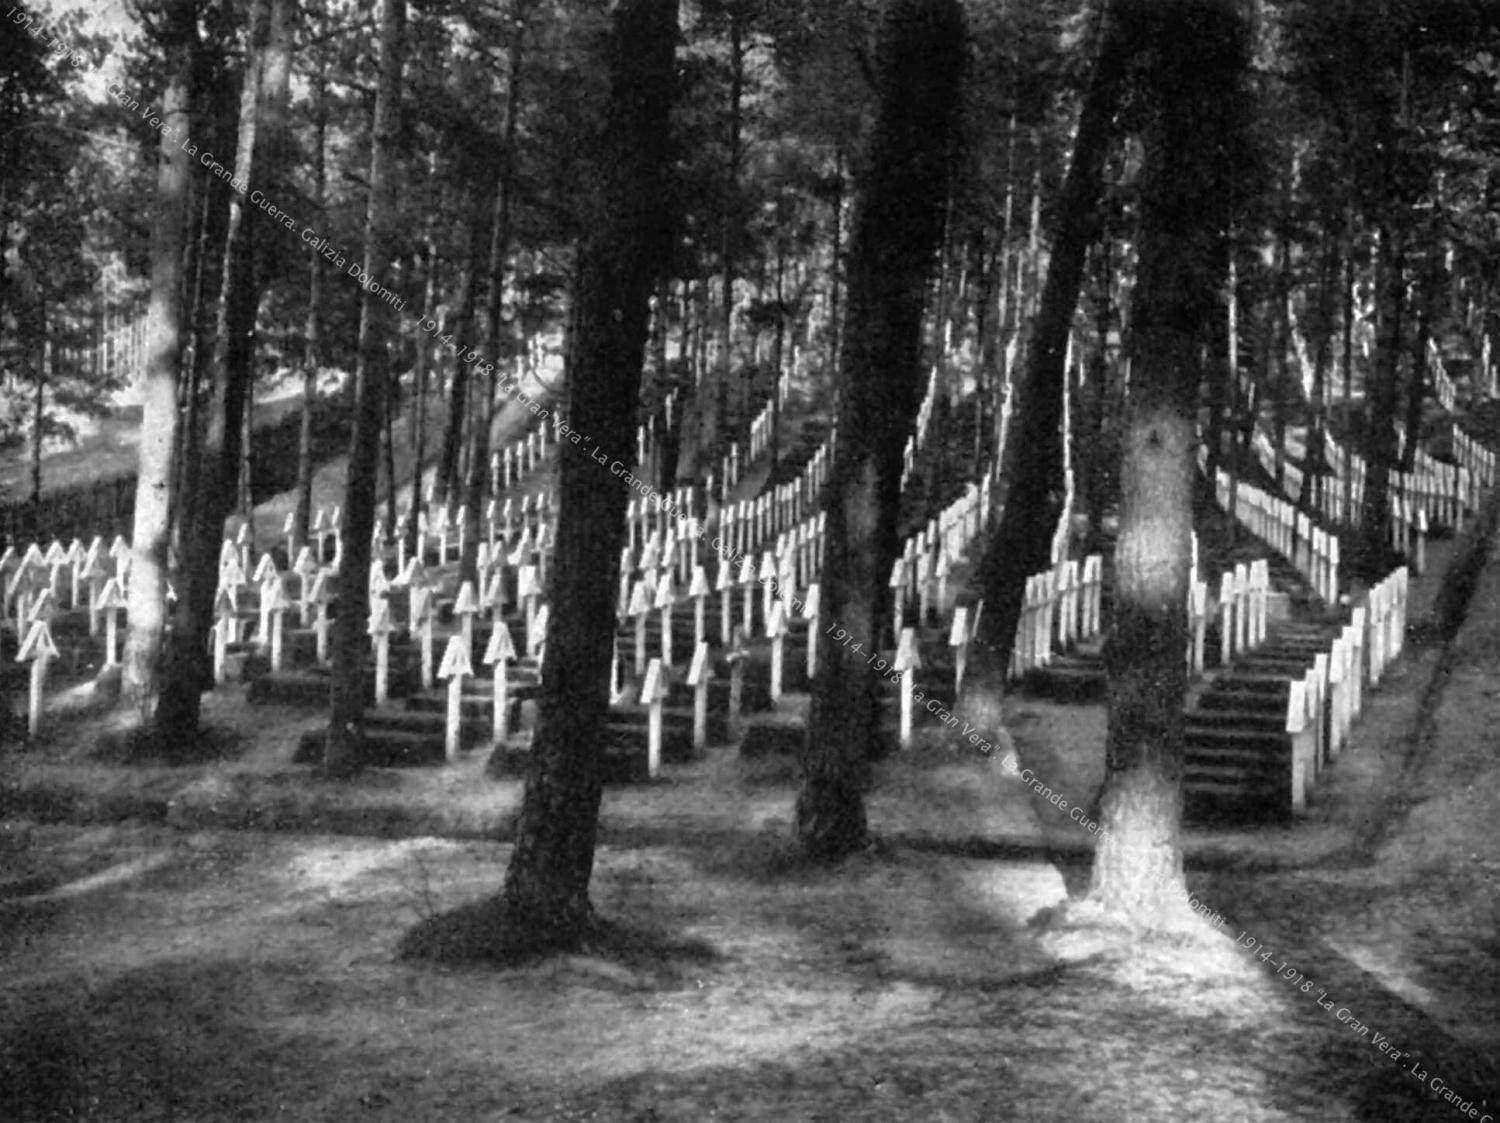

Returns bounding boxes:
[121,0,196,714]
[324,0,407,774]
[1087,0,1247,923]
[496,0,679,948]
[796,0,964,859]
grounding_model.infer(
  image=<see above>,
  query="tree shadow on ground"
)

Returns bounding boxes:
[0,957,327,1122]
[396,892,721,982]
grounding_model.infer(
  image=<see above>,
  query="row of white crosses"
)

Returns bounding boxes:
[1215,469,1339,604]
[714,440,831,562]
[1,537,127,625]
[887,478,995,642]
[1428,338,1458,413]
[1006,555,1106,681]
[745,371,790,463]
[213,543,309,682]
[1213,559,1270,670]
[1388,493,1429,575]
[492,421,553,494]
[625,487,697,554]
[1323,429,1464,551]
[1285,568,1406,812]
[279,506,342,570]
[1364,565,1408,686]
[1451,424,1497,491]
[1401,443,1470,529]
[482,491,549,555]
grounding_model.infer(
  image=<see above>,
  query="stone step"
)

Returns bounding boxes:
[1183,706,1286,731]
[1184,725,1291,756]
[1195,687,1288,714]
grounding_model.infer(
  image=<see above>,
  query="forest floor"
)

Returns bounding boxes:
[1,521,1498,1121]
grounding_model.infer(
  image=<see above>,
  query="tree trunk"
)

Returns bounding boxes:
[382,365,398,533]
[1360,218,1404,575]
[120,0,195,715]
[459,5,528,593]
[1084,235,1114,552]
[1402,260,1436,474]
[1306,232,1337,513]
[495,0,679,950]
[959,0,1129,707]
[709,2,745,461]
[156,0,291,744]
[434,189,491,509]
[293,71,326,554]
[1087,0,1246,924]
[796,0,964,860]
[324,0,406,774]
[406,190,438,561]
[30,304,46,525]
[1271,221,1292,489]
[827,149,844,380]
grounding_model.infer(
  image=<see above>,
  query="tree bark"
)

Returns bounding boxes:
[434,189,491,509]
[324,0,406,774]
[1087,0,1246,924]
[1360,218,1403,575]
[459,5,528,593]
[120,0,195,715]
[156,0,292,744]
[406,193,438,563]
[1402,264,1434,473]
[708,2,745,463]
[30,301,46,527]
[293,68,327,554]
[957,0,1129,720]
[496,0,679,949]
[796,0,964,860]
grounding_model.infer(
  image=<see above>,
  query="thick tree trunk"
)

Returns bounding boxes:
[1086,0,1246,925]
[958,1,1129,712]
[324,0,406,774]
[495,0,679,949]
[156,0,291,745]
[796,0,964,860]
[120,0,195,715]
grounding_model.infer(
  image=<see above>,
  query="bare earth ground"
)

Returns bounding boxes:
[1,533,1498,1118]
